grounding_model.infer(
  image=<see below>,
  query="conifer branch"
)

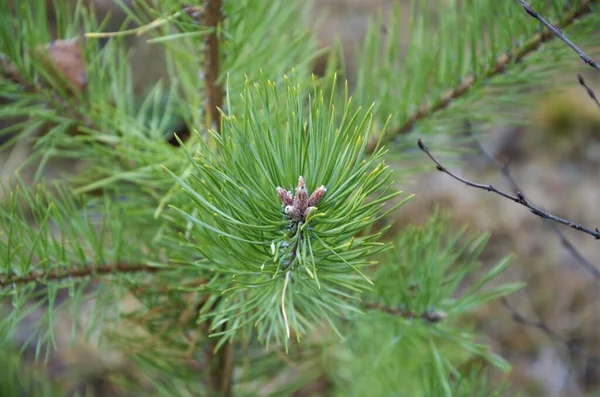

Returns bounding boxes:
[517,0,600,72]
[371,0,596,152]
[203,0,224,132]
[469,132,600,279]
[417,138,600,240]
[0,263,161,288]
[198,2,231,393]
[364,302,447,323]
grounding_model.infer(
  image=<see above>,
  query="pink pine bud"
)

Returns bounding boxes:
[285,205,301,221]
[293,176,308,213]
[308,185,327,207]
[276,187,293,206]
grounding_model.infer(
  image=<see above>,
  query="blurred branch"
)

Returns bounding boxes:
[417,138,600,240]
[203,0,224,132]
[469,130,600,279]
[0,263,162,288]
[371,0,596,152]
[578,73,600,108]
[501,297,600,365]
[364,302,447,323]
[517,0,600,72]
[199,3,231,393]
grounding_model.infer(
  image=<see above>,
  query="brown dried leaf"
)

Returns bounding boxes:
[38,37,87,93]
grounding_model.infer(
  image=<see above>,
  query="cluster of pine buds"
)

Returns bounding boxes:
[276,176,326,223]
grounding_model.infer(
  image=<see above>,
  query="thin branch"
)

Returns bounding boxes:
[370,0,596,152]
[417,138,600,240]
[501,297,600,365]
[0,263,161,288]
[577,73,600,108]
[470,132,600,278]
[203,0,224,133]
[364,302,447,323]
[517,0,600,72]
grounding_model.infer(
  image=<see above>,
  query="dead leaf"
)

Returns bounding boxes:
[39,37,87,93]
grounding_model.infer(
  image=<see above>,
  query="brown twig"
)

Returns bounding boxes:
[370,0,596,152]
[417,138,600,240]
[364,302,447,323]
[517,0,600,73]
[501,297,600,365]
[0,263,161,288]
[578,73,600,108]
[469,131,600,278]
[197,3,231,393]
[203,0,224,133]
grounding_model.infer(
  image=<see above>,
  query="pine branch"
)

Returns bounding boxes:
[364,302,447,323]
[0,263,162,288]
[203,0,224,132]
[170,3,231,392]
[469,131,600,279]
[517,0,600,72]
[417,138,600,240]
[369,0,597,152]
[201,4,231,391]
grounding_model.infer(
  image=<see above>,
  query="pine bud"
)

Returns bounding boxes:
[304,206,317,218]
[308,185,326,207]
[296,175,306,190]
[278,176,327,224]
[276,187,293,206]
[423,310,447,323]
[285,205,301,220]
[293,176,308,213]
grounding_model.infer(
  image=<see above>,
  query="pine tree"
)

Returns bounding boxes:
[0,0,598,395]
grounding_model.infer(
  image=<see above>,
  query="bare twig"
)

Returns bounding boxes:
[417,138,600,240]
[577,73,600,108]
[369,0,596,152]
[203,0,224,132]
[0,263,161,288]
[501,297,600,365]
[470,133,600,278]
[517,0,600,72]
[364,302,447,323]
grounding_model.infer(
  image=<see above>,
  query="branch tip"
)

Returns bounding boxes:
[418,139,600,240]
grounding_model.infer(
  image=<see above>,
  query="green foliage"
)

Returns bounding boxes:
[2,0,595,394]
[370,213,522,319]
[166,75,409,349]
[323,214,520,397]
[0,347,63,397]
[351,0,600,153]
